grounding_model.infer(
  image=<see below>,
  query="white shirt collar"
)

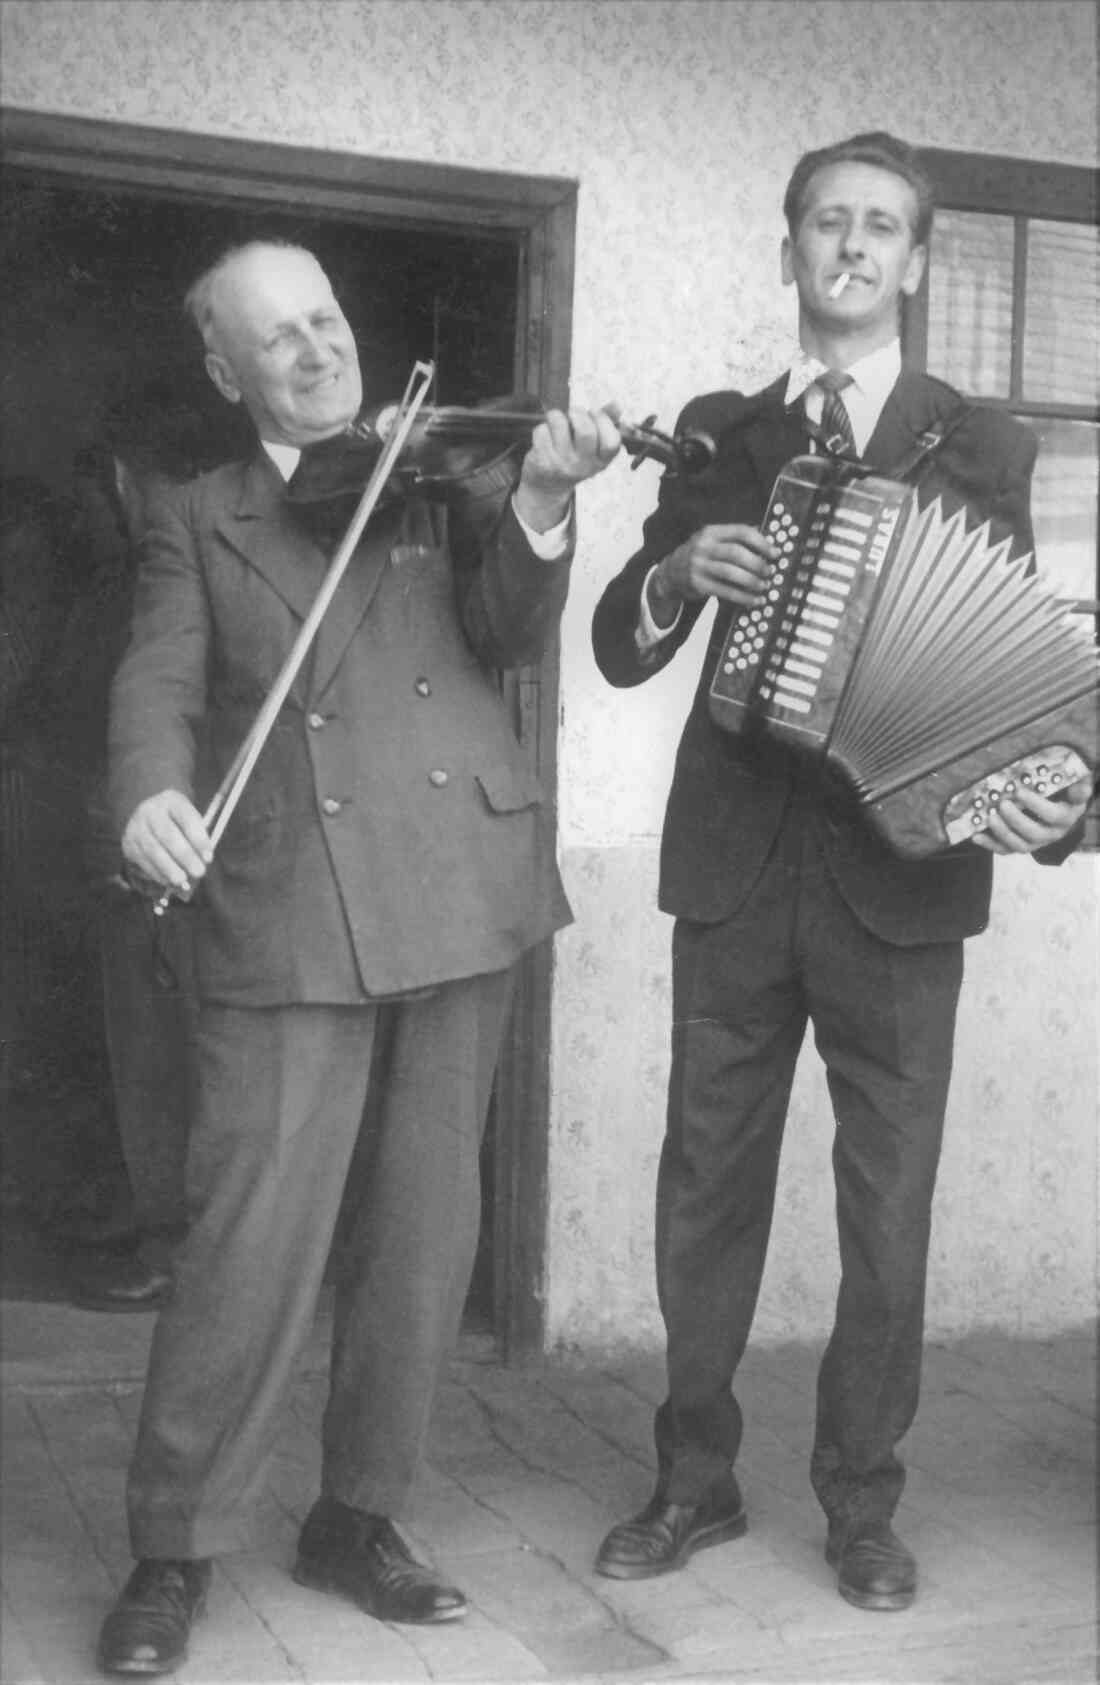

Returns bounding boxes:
[261,439,302,481]
[783,339,902,408]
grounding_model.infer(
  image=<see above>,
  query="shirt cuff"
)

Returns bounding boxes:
[636,563,683,652]
[511,497,573,560]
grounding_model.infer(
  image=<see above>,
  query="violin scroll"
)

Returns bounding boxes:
[619,413,716,477]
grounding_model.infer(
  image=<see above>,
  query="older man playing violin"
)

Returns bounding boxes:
[98,238,620,1678]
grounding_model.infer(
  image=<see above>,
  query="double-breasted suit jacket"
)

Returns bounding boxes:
[592,368,1043,948]
[109,450,573,1003]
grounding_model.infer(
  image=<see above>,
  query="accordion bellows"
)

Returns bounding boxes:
[708,456,1100,858]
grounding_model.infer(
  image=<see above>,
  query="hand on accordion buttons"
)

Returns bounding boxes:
[971,777,1093,855]
[656,523,779,612]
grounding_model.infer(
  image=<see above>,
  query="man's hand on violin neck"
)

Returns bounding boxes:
[514,405,622,532]
[122,789,214,895]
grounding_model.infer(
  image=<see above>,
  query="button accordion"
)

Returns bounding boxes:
[708,455,1100,858]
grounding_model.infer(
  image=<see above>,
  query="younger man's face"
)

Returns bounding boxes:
[781,161,927,343]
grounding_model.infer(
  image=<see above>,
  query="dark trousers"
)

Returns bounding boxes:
[99,890,196,1245]
[126,969,513,1560]
[654,803,964,1531]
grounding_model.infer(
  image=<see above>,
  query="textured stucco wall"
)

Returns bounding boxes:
[4,0,1096,1349]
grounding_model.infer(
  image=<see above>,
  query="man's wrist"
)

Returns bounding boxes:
[646,559,682,628]
[512,478,574,534]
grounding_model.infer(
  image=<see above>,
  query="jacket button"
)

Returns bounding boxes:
[308,712,327,731]
[414,677,431,697]
[428,769,449,788]
[322,797,342,816]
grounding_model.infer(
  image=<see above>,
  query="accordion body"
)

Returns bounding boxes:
[707,456,1100,858]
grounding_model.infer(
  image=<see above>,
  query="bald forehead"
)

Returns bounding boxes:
[205,247,337,350]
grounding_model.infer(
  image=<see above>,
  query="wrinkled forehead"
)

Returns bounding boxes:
[798,161,920,234]
[208,248,340,349]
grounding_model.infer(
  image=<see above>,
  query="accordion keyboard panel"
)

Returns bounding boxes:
[708,458,911,747]
[707,454,1100,857]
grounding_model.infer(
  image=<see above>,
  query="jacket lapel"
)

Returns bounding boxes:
[310,497,407,698]
[742,375,808,501]
[863,368,945,474]
[215,451,328,622]
[214,449,404,699]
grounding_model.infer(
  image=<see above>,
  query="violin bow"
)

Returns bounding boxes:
[152,358,436,916]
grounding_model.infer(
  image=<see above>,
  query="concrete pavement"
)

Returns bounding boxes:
[1,1302,1095,1684]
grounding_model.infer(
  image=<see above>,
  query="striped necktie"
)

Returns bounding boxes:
[814,369,857,458]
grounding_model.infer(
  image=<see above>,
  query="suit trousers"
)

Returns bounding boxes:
[654,796,964,1530]
[126,968,513,1560]
[98,887,196,1243]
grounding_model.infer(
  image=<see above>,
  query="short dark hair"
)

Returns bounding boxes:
[782,131,935,246]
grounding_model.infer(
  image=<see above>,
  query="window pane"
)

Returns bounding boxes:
[1025,417,1099,605]
[1024,221,1100,406]
[927,210,1014,397]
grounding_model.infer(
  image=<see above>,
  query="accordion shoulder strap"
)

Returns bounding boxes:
[887,397,973,484]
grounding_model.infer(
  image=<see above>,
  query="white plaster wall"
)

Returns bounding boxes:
[3,0,1096,1348]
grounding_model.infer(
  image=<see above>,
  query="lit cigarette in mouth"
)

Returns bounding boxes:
[829,272,852,299]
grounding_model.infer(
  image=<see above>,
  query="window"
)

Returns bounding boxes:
[905,150,1099,848]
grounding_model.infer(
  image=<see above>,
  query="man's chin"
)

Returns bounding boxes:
[297,405,362,444]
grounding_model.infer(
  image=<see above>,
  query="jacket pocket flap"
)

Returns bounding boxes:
[476,764,544,813]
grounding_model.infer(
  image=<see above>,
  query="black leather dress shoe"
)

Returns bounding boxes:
[69,1252,173,1313]
[97,1558,211,1675]
[595,1477,747,1579]
[294,1498,467,1624]
[826,1522,917,1611]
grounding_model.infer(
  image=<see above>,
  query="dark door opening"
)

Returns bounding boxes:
[0,173,520,1329]
[2,111,576,1356]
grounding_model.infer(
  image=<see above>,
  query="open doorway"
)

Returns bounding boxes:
[0,109,577,1354]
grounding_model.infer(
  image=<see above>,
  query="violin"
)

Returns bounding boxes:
[286,392,716,510]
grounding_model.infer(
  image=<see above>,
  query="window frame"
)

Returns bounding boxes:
[904,149,1098,420]
[904,148,1099,850]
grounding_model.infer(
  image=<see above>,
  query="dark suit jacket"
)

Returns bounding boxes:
[110,451,572,1004]
[592,369,1043,947]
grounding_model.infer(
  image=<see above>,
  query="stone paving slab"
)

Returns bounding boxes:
[1,1303,1096,1685]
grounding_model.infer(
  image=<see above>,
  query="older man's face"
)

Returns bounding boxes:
[204,247,363,446]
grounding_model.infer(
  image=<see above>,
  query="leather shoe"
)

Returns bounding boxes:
[97,1558,210,1675]
[70,1252,173,1314]
[826,1521,917,1611]
[595,1477,747,1579]
[294,1498,467,1623]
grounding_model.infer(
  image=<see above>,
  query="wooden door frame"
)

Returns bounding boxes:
[0,106,577,1357]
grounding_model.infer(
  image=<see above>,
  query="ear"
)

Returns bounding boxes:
[900,242,927,298]
[780,233,795,288]
[205,350,242,405]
